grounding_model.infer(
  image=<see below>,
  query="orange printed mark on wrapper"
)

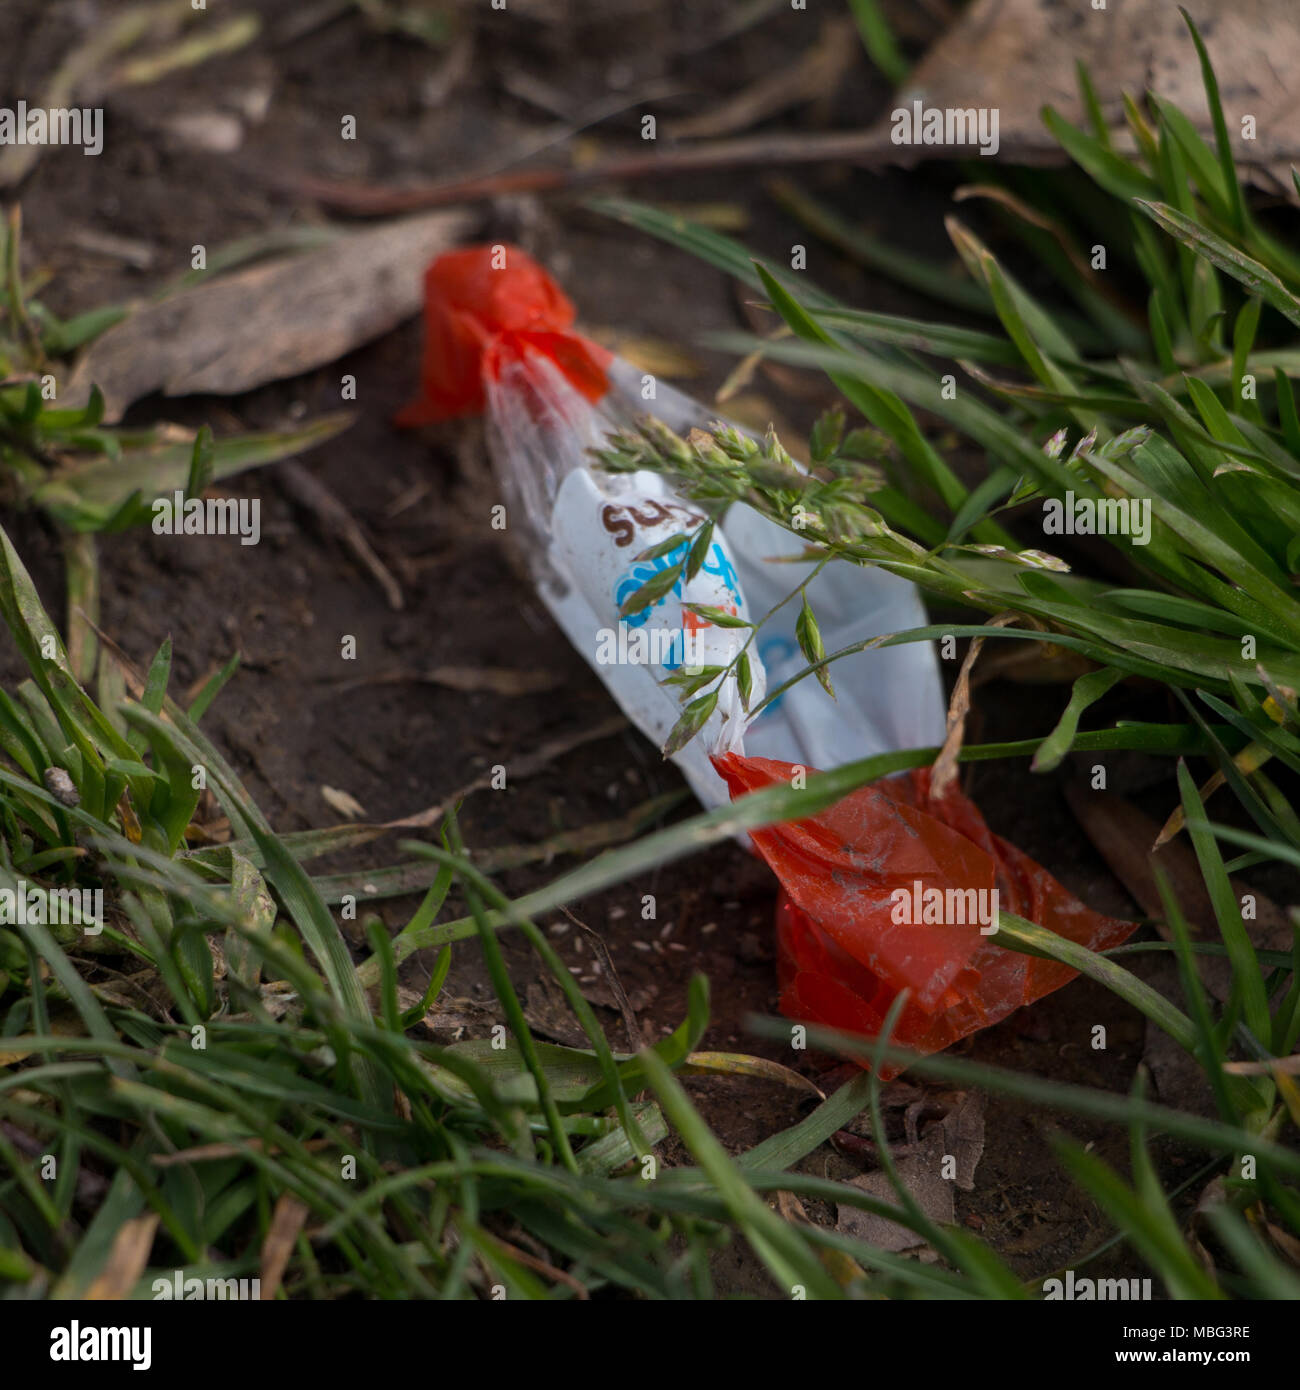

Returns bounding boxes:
[683,601,738,634]
[395,244,612,425]
[711,752,1135,1078]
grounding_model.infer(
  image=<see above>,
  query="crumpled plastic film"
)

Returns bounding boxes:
[712,754,1135,1075]
[397,243,945,805]
[398,242,1133,1073]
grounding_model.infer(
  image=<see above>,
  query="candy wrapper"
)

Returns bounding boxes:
[397,245,945,806]
[713,756,1133,1077]
[399,243,1134,1073]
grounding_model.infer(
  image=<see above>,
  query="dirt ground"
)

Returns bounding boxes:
[0,0,1264,1294]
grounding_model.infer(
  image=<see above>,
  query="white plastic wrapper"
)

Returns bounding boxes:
[488,352,760,807]
[623,359,948,773]
[485,347,946,808]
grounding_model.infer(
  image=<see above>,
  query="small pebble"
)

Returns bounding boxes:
[43,767,80,807]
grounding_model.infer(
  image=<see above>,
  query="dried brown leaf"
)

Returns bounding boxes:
[65,209,473,421]
[881,0,1300,194]
[259,1193,310,1300]
[837,1157,952,1253]
[1064,783,1292,1005]
[85,1214,160,1300]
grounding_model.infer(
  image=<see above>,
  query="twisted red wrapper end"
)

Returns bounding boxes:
[711,752,1135,1078]
[395,244,611,425]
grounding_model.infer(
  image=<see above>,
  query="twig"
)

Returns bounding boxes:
[382,714,629,830]
[328,665,563,697]
[481,1231,590,1300]
[278,460,404,611]
[259,127,1057,218]
[561,906,644,1051]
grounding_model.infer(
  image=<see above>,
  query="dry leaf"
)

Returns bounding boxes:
[1066,783,1291,1114]
[836,1091,984,1249]
[880,0,1300,195]
[680,1051,826,1099]
[777,1189,812,1224]
[931,612,1019,799]
[259,1193,309,1300]
[65,209,473,421]
[1266,1221,1300,1270]
[523,977,591,1048]
[837,1157,953,1252]
[85,1213,160,1300]
[1225,1054,1300,1076]
[922,1090,985,1193]
[1064,783,1292,1005]
[1189,1175,1228,1274]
